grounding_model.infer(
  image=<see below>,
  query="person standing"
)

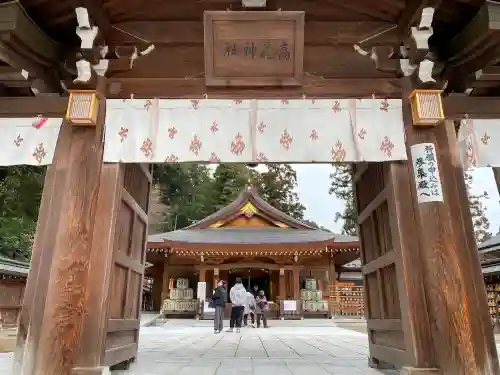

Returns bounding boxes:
[255,290,269,328]
[251,284,259,297]
[243,290,256,327]
[228,277,246,332]
[211,280,227,334]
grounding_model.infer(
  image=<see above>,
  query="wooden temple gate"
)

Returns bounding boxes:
[0,0,499,375]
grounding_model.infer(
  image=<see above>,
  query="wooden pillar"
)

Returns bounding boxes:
[152,268,163,311]
[14,77,121,375]
[199,268,206,283]
[493,168,500,200]
[292,268,300,300]
[161,257,170,303]
[213,267,219,289]
[400,80,499,375]
[278,268,285,300]
[327,259,336,318]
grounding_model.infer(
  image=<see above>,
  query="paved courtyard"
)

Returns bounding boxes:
[113,319,398,375]
[1,319,499,374]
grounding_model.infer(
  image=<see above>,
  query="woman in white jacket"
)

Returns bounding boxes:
[243,291,256,327]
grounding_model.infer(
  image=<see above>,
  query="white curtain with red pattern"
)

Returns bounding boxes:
[458,118,500,169]
[0,98,407,166]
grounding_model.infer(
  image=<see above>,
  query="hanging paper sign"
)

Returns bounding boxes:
[410,142,444,203]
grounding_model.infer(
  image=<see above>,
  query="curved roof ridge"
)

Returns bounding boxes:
[183,187,314,230]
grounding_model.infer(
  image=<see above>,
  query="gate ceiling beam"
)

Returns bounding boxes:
[442,95,500,119]
[0,96,67,118]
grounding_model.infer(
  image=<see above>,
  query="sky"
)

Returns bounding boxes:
[289,164,500,237]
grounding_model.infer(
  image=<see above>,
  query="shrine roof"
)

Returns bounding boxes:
[148,186,359,248]
[0,256,30,278]
[185,186,314,230]
[148,226,355,246]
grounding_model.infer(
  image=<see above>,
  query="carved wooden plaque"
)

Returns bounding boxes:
[203,11,304,87]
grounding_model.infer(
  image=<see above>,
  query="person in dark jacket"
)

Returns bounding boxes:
[212,281,227,333]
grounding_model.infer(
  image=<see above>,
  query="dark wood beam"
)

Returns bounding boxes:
[0,96,67,117]
[107,45,397,80]
[107,21,399,47]
[443,95,500,119]
[108,77,402,99]
[443,1,500,68]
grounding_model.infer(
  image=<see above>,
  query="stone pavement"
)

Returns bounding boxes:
[112,321,399,375]
[0,320,498,374]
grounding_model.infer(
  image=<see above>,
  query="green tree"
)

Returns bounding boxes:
[153,163,307,231]
[464,171,492,244]
[0,166,45,260]
[329,164,357,235]
[256,164,305,219]
[153,164,215,231]
[211,164,255,209]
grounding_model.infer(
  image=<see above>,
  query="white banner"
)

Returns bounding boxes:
[458,118,500,169]
[0,98,407,166]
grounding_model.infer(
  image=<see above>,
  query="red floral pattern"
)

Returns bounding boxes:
[380,136,395,157]
[258,120,266,133]
[280,100,289,105]
[310,129,318,140]
[119,127,129,143]
[230,133,246,156]
[380,99,389,112]
[189,135,202,155]
[141,138,153,158]
[32,143,47,164]
[165,154,179,163]
[190,100,199,109]
[209,152,220,163]
[481,132,491,145]
[279,129,293,150]
[14,134,23,147]
[332,101,341,113]
[331,141,346,162]
[358,128,367,139]
[168,126,178,139]
[256,152,268,162]
[210,121,219,133]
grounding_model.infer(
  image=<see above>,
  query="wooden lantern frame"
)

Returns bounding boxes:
[65,89,100,127]
[408,89,445,126]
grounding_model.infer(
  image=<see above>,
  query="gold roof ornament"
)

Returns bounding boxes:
[240,202,258,218]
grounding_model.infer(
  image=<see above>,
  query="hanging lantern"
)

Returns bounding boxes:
[65,90,100,126]
[408,89,444,126]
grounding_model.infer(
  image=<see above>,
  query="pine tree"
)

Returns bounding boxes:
[464,171,492,244]
[329,164,358,235]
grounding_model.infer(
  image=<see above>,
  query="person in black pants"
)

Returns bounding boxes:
[227,277,247,332]
[211,280,227,334]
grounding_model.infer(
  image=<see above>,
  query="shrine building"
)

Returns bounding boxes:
[145,187,360,319]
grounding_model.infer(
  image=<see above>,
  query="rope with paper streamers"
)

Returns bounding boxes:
[111,25,156,67]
